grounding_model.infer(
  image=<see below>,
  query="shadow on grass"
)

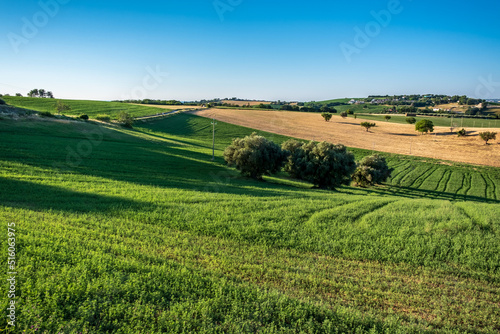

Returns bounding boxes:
[361,184,500,204]
[0,177,145,213]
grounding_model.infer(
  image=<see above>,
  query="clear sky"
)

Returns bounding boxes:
[2,0,500,101]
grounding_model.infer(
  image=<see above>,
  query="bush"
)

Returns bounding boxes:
[360,122,376,132]
[0,98,5,105]
[321,113,332,122]
[117,111,134,128]
[384,115,391,121]
[95,114,111,122]
[282,140,356,189]
[224,132,286,179]
[38,111,54,117]
[479,132,497,145]
[79,114,89,120]
[340,112,347,118]
[55,100,71,113]
[415,119,434,134]
[457,128,467,137]
[406,117,416,124]
[352,154,392,187]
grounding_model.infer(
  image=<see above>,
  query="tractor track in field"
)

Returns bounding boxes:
[437,170,452,193]
[408,166,436,189]
[484,173,498,200]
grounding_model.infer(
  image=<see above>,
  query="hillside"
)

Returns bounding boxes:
[0,111,499,332]
[2,96,168,119]
[193,108,500,167]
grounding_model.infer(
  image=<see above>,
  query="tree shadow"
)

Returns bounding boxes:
[0,177,145,213]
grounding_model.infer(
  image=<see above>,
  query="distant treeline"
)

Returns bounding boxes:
[116,99,198,106]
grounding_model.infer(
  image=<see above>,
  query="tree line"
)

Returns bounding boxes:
[224,133,392,189]
[28,89,54,98]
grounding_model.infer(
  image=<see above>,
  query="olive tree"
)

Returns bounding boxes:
[321,113,332,122]
[352,154,392,187]
[479,131,497,145]
[415,119,434,134]
[224,132,286,179]
[282,140,356,189]
[360,122,376,132]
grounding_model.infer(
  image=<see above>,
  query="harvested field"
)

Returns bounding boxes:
[193,108,500,167]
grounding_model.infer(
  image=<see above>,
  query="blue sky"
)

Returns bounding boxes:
[2,0,500,101]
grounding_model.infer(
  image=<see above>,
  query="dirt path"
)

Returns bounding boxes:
[192,108,500,167]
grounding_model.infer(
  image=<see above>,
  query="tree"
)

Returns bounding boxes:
[360,122,376,132]
[415,119,434,134]
[38,89,46,98]
[282,140,356,189]
[479,132,497,145]
[340,112,347,118]
[55,100,71,113]
[406,117,416,124]
[117,111,134,128]
[79,114,89,120]
[346,109,354,115]
[47,91,54,99]
[28,89,39,97]
[15,93,22,97]
[352,154,392,187]
[321,113,332,122]
[384,115,391,121]
[224,132,286,179]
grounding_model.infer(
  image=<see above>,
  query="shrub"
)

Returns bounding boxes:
[55,100,71,113]
[321,113,332,122]
[346,109,354,115]
[457,128,467,137]
[406,117,416,124]
[79,114,89,120]
[384,115,391,121]
[360,122,376,132]
[479,132,497,145]
[352,154,392,187]
[282,140,356,189]
[38,111,54,117]
[95,114,111,122]
[0,98,5,105]
[224,132,286,179]
[415,119,434,134]
[340,112,347,118]
[117,111,134,128]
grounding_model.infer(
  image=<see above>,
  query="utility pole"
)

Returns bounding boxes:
[211,118,217,161]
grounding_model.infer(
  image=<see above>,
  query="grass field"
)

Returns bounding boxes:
[356,113,500,128]
[2,96,167,119]
[0,112,499,333]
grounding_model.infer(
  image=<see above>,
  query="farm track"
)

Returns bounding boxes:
[485,173,498,200]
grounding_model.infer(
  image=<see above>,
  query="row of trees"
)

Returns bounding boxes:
[223,133,392,189]
[28,89,54,98]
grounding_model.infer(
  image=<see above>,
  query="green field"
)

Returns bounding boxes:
[0,111,499,333]
[2,96,167,119]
